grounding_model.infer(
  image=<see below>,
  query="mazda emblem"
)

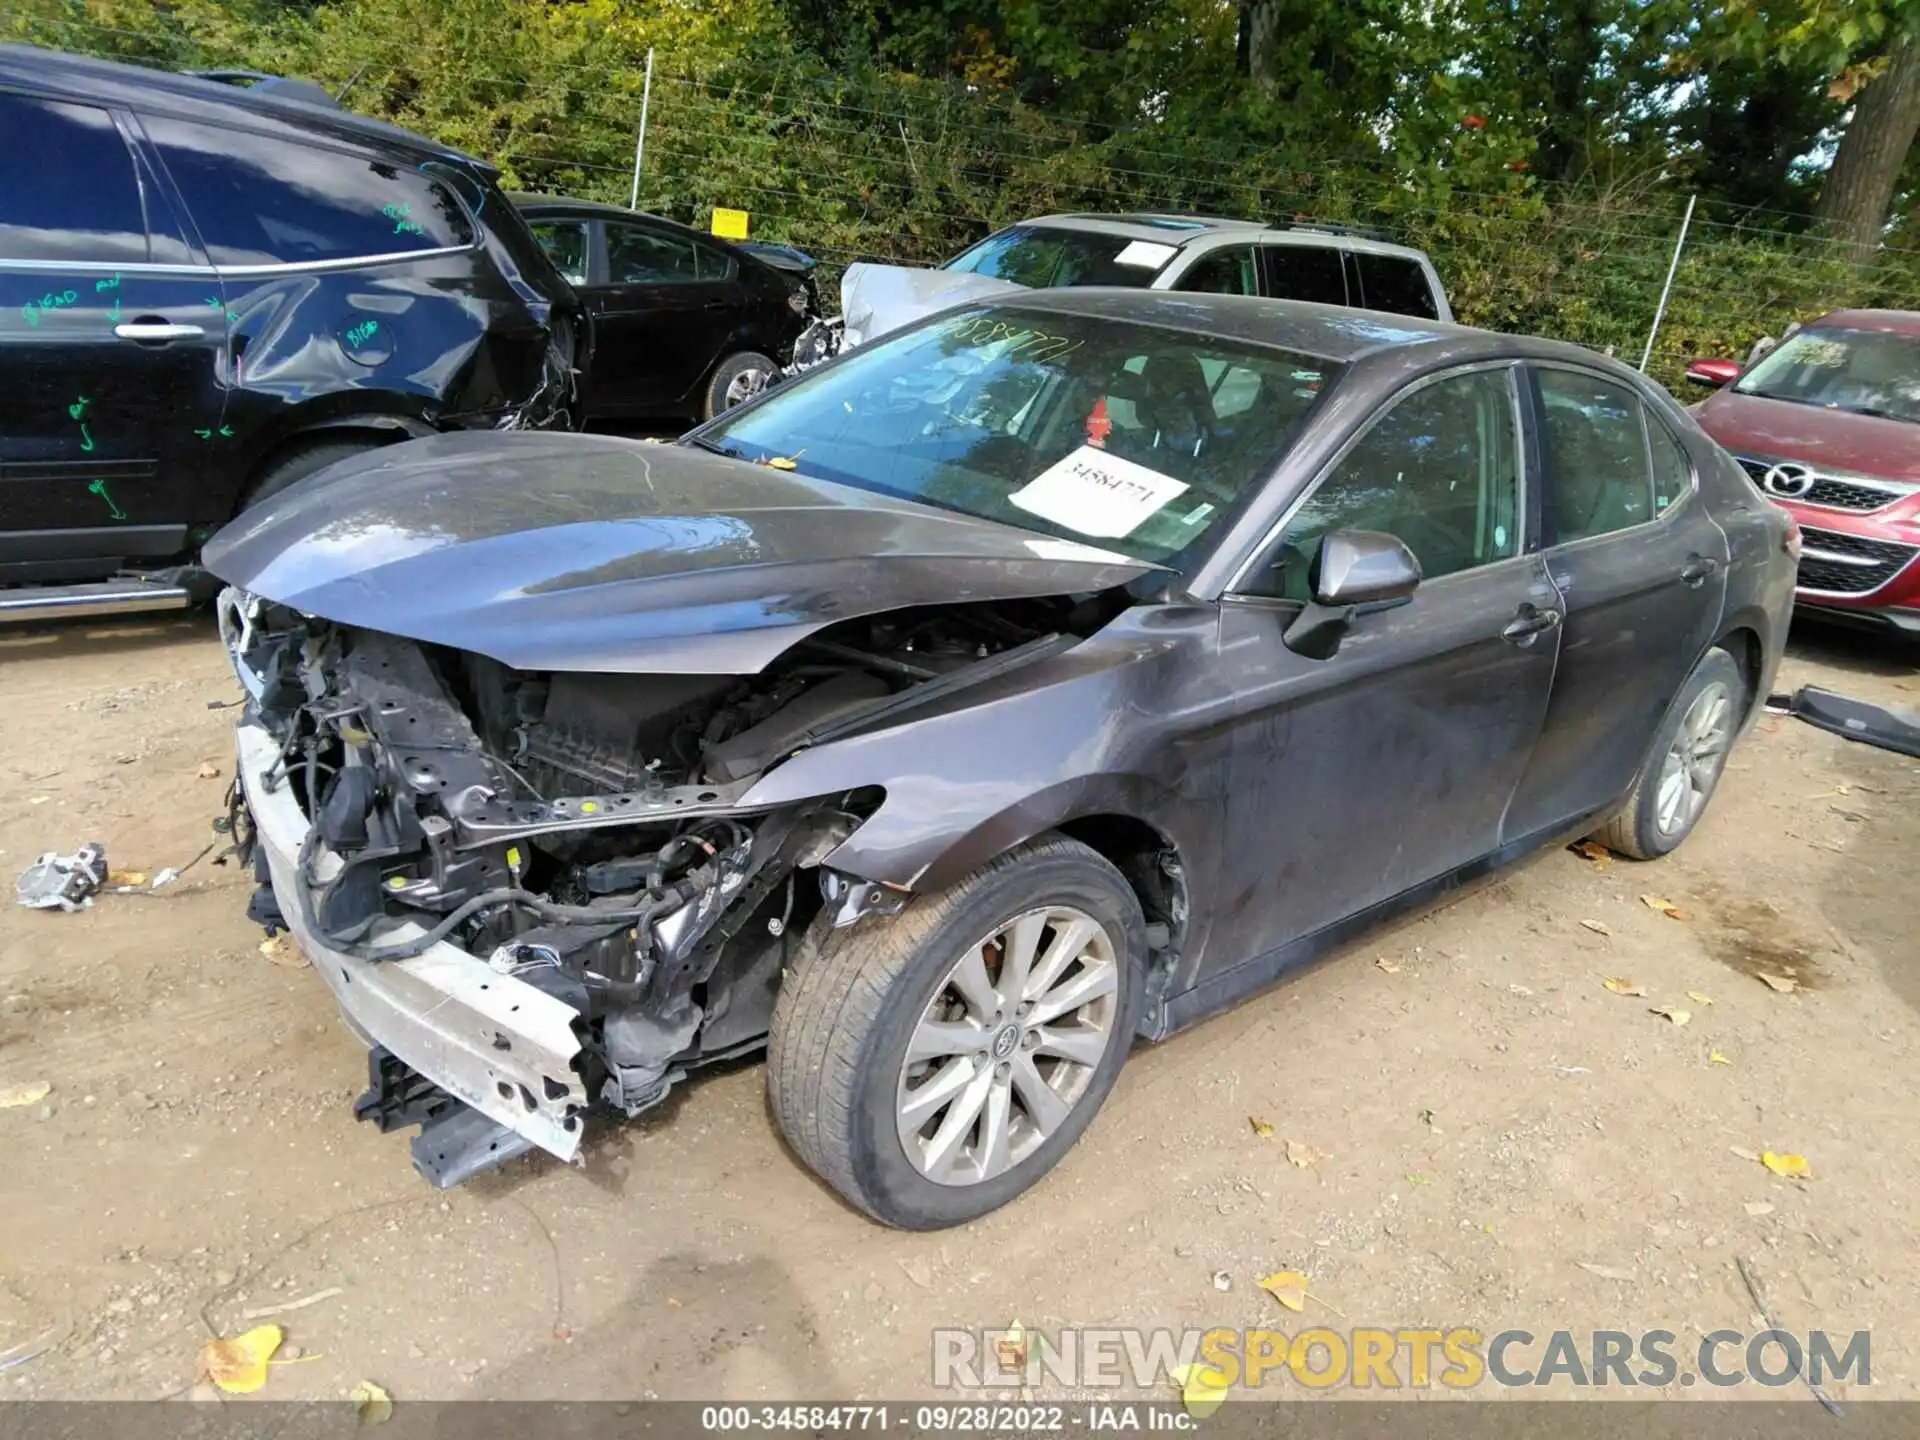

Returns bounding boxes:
[1762,462,1817,499]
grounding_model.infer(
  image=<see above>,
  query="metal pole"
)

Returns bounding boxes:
[1640,193,1696,373]
[629,48,655,211]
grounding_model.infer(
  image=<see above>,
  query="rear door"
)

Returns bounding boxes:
[1171,244,1259,295]
[0,88,227,579]
[590,219,738,413]
[1501,364,1729,839]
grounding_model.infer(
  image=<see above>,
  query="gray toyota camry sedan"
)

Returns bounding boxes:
[208,290,1798,1228]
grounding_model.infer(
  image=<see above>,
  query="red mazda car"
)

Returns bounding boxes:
[1687,309,1920,637]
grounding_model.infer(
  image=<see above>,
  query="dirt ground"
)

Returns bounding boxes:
[1,613,1915,1406]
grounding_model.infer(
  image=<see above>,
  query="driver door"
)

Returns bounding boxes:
[1190,364,1561,989]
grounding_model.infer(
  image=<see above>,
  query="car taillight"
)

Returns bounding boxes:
[1782,514,1802,561]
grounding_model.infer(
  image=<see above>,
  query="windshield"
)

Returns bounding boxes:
[943,226,1175,288]
[697,307,1340,567]
[1733,325,1920,424]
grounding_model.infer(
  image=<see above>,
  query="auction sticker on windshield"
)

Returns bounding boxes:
[1010,446,1190,538]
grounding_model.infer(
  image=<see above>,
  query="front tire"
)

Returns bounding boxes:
[239,436,384,511]
[768,836,1145,1228]
[703,350,777,421]
[1591,647,1746,859]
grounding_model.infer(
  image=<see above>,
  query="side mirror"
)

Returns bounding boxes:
[1685,358,1740,389]
[1283,530,1422,659]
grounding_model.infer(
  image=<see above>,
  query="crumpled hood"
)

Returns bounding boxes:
[840,262,1029,348]
[203,431,1155,674]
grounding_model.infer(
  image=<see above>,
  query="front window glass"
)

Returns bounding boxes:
[1246,369,1519,599]
[699,307,1340,567]
[607,223,699,284]
[1733,325,1919,424]
[943,227,1172,288]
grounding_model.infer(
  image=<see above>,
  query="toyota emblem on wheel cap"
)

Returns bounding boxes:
[1762,462,1817,498]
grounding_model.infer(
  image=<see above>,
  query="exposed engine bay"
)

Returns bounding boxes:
[223,587,1122,1181]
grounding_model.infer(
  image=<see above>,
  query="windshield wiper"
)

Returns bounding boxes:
[686,435,746,459]
[1845,405,1917,425]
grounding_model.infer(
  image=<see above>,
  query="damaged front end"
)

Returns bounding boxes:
[219,587,1091,1185]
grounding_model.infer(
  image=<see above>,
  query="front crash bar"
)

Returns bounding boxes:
[236,720,588,1163]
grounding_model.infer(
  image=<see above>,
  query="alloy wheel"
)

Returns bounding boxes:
[1655,679,1733,835]
[895,906,1120,1186]
[723,366,771,408]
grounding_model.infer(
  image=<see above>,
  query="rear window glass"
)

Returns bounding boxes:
[1354,252,1440,319]
[143,116,473,266]
[943,226,1171,288]
[1262,244,1348,306]
[0,92,147,263]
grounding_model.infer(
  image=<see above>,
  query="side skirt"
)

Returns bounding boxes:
[1143,808,1614,1042]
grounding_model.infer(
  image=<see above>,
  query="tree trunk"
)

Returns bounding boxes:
[1816,34,1920,253]
[1243,0,1282,96]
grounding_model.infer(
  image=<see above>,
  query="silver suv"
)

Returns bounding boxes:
[943,212,1451,321]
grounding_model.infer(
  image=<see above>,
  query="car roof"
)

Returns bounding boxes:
[1019,212,1435,262]
[976,287,1642,375]
[0,43,490,173]
[1805,309,1920,337]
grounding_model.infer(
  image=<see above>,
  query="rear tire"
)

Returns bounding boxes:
[239,437,385,510]
[703,351,777,421]
[768,835,1144,1229]
[1591,648,1746,860]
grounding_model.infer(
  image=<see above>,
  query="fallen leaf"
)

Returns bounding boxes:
[1256,1270,1308,1313]
[1571,841,1613,871]
[1728,1145,1760,1162]
[1744,1201,1775,1217]
[1375,957,1401,975]
[350,1380,392,1425]
[1406,1171,1435,1186]
[1710,1051,1732,1066]
[106,869,148,887]
[1577,1261,1635,1282]
[899,1258,933,1290]
[1285,1140,1324,1168]
[1603,977,1647,997]
[1761,1151,1811,1180]
[0,1081,52,1109]
[200,1324,283,1394]
[1580,919,1612,936]
[1640,895,1688,920]
[1168,1361,1229,1418]
[196,762,222,779]
[1758,973,1799,994]
[765,456,799,471]
[994,1320,1028,1371]
[1650,1006,1692,1027]
[1687,991,1715,1007]
[1248,1115,1274,1139]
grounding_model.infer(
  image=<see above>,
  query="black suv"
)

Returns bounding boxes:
[0,45,583,622]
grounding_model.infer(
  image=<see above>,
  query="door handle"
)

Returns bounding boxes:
[1680,554,1721,587]
[1502,604,1562,645]
[115,321,205,343]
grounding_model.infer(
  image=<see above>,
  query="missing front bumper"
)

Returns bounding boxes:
[236,720,588,1165]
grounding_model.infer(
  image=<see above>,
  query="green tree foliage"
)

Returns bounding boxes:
[5,0,1917,381]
